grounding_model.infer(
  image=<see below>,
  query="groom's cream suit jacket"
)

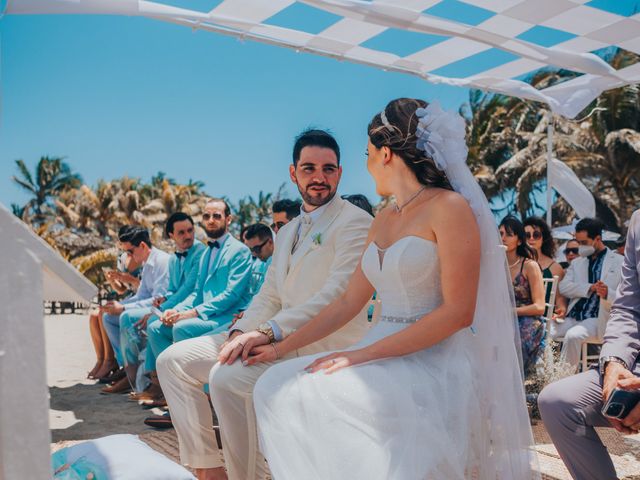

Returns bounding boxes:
[234,195,373,355]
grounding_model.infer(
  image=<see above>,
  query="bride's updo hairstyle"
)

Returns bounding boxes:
[368,98,453,190]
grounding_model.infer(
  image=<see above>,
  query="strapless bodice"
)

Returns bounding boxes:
[362,236,442,320]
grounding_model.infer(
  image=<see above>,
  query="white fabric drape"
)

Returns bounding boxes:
[549,158,596,219]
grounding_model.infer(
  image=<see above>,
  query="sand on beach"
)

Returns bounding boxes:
[46,314,163,444]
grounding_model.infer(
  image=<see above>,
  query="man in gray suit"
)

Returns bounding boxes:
[538,210,640,480]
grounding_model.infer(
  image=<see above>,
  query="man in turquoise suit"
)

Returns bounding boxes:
[123,212,207,401]
[157,198,253,346]
[117,213,206,397]
[243,223,274,297]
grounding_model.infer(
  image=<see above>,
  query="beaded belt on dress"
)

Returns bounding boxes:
[379,313,424,324]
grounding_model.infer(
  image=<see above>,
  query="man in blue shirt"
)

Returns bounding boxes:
[101,227,170,393]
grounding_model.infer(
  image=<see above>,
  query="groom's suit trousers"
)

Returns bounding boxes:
[157,332,294,479]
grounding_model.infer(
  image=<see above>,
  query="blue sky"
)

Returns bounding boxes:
[0,12,470,210]
[0,0,631,211]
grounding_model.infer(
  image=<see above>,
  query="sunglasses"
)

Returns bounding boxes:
[202,213,224,221]
[564,247,579,255]
[271,221,286,231]
[250,239,270,255]
[525,231,542,240]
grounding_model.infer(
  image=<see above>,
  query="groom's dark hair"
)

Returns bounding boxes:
[292,129,340,166]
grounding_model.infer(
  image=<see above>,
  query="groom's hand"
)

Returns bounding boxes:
[218,331,269,365]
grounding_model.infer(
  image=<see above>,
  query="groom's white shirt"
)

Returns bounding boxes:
[234,194,374,354]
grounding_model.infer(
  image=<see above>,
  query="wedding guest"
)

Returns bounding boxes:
[87,249,141,380]
[561,238,580,268]
[615,234,626,256]
[524,216,567,316]
[101,227,170,394]
[157,129,372,480]
[271,199,300,233]
[553,218,624,370]
[342,194,374,216]
[243,223,274,296]
[158,199,253,339]
[539,210,640,480]
[500,216,546,375]
[121,212,207,402]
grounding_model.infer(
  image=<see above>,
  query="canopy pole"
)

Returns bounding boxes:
[546,110,554,226]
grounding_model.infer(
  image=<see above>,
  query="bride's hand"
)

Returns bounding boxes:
[244,344,279,366]
[304,349,372,374]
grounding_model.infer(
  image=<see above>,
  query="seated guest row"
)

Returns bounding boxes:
[97,201,282,399]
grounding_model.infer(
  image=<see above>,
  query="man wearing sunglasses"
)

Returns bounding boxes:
[271,198,301,233]
[562,239,581,266]
[243,223,274,293]
[159,199,253,340]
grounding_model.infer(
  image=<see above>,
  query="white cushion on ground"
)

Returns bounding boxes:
[52,434,195,480]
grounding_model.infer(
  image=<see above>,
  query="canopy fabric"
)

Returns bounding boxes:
[6,0,640,118]
[548,157,596,220]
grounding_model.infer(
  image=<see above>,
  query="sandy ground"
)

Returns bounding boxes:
[46,314,164,443]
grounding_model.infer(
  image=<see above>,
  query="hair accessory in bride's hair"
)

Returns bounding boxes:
[415,102,480,213]
[380,109,392,130]
[414,101,467,172]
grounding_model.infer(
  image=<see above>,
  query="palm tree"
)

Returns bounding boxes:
[12,156,82,220]
[465,49,640,228]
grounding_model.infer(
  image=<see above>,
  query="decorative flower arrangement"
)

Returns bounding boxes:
[311,233,323,247]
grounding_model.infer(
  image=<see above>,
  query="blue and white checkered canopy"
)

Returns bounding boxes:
[7,0,640,118]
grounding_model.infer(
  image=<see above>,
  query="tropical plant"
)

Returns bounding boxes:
[464,49,640,229]
[12,156,82,220]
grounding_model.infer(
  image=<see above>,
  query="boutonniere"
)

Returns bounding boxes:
[311,233,323,248]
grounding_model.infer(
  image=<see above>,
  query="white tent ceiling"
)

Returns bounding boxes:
[5,0,640,118]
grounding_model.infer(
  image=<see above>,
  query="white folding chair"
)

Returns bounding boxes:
[542,275,559,324]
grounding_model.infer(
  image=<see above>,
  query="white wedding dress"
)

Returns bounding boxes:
[253,236,485,480]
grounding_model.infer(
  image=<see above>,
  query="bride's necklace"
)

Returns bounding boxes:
[394,186,427,213]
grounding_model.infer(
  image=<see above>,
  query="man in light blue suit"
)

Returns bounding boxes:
[159,198,253,343]
[243,223,274,297]
[116,212,206,401]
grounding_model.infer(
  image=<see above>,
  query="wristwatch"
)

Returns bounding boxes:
[256,323,275,343]
[599,356,627,376]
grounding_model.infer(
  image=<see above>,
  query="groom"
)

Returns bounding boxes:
[157,129,373,480]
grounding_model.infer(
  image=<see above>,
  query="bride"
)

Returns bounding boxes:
[246,98,538,479]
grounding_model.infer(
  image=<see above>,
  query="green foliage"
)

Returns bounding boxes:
[12,156,82,219]
[465,48,640,228]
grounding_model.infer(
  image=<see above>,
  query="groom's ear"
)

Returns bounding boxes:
[289,164,297,185]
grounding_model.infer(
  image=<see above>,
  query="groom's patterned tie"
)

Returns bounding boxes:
[292,214,312,254]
